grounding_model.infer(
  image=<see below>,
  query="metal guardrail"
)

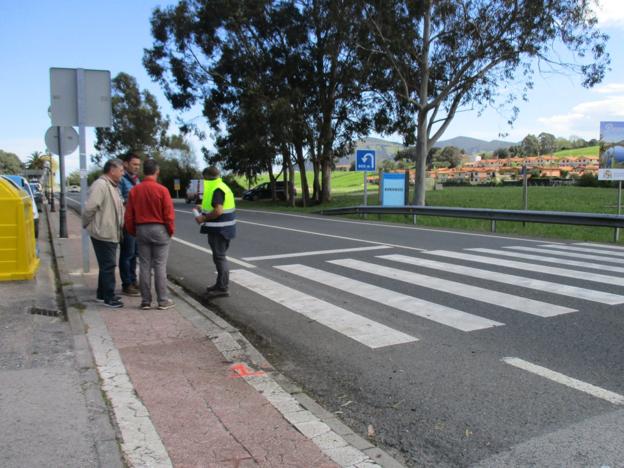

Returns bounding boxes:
[319,205,624,240]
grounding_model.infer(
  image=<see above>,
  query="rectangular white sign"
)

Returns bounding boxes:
[50,68,112,127]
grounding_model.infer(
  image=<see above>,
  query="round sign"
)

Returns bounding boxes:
[45,126,79,156]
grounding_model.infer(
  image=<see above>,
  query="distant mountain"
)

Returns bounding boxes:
[433,136,516,154]
[334,136,516,167]
[335,137,404,166]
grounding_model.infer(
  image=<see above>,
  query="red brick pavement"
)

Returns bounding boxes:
[59,209,338,468]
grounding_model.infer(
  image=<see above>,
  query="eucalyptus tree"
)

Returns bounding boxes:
[94,72,170,164]
[361,0,609,204]
[144,0,372,203]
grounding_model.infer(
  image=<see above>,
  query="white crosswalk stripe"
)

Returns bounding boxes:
[329,259,575,317]
[229,269,418,349]
[426,250,624,287]
[574,242,624,252]
[540,244,624,258]
[276,264,503,331]
[504,245,624,265]
[467,248,624,275]
[378,254,623,305]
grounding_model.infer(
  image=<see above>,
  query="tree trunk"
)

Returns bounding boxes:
[413,0,432,206]
[312,147,321,204]
[295,142,309,206]
[413,111,428,205]
[268,164,277,201]
[321,156,332,203]
[288,155,296,207]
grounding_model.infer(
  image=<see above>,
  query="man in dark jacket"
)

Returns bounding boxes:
[119,152,141,296]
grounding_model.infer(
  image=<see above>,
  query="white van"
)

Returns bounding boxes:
[185,179,203,204]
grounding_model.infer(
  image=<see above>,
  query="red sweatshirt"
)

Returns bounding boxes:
[124,176,175,237]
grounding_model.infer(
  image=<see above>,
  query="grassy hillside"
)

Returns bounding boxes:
[236,171,375,194]
[553,145,599,157]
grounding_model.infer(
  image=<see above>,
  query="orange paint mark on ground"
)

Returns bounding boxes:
[228,363,266,379]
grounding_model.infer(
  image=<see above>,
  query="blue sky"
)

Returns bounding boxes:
[1,0,623,175]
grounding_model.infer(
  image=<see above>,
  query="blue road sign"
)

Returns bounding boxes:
[356,149,376,171]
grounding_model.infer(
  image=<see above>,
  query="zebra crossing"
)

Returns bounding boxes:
[229,242,624,350]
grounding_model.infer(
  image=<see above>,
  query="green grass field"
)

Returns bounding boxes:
[236,171,368,193]
[238,181,624,244]
[553,145,599,157]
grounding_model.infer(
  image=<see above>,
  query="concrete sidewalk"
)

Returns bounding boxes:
[52,207,395,467]
[0,206,123,468]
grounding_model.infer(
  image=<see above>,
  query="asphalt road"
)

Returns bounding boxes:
[67,194,624,467]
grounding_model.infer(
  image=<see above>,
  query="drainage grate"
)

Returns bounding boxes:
[30,307,61,318]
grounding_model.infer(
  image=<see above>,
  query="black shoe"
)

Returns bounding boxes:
[97,295,121,303]
[122,285,141,297]
[206,288,229,297]
[103,299,124,308]
[205,284,220,293]
[140,302,152,310]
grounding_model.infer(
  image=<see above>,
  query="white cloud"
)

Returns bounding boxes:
[537,95,624,138]
[593,0,624,28]
[593,83,624,94]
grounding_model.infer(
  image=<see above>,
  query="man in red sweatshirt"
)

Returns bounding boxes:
[124,159,175,310]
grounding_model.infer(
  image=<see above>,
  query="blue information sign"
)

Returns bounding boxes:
[381,172,408,207]
[355,149,376,171]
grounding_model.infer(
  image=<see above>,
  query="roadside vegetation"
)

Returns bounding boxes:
[238,175,624,244]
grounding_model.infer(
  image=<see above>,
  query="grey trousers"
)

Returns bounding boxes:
[208,231,230,290]
[136,224,171,304]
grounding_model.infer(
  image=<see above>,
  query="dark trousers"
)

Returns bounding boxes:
[91,238,118,301]
[119,229,138,287]
[208,232,230,290]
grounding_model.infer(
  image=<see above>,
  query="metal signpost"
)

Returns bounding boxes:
[50,67,112,272]
[174,178,181,199]
[355,149,376,206]
[597,121,624,241]
[45,126,79,238]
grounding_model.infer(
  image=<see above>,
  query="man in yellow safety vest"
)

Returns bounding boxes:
[193,166,236,297]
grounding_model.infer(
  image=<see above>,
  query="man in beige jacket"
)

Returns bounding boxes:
[82,158,125,308]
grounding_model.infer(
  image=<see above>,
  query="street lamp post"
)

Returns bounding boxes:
[45,161,55,212]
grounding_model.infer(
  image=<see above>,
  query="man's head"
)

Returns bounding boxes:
[143,159,160,178]
[103,158,124,183]
[121,151,141,176]
[202,166,220,180]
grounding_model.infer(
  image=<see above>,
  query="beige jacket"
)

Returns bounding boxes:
[82,175,124,242]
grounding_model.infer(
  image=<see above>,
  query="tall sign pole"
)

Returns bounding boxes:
[76,69,90,272]
[355,149,376,220]
[49,162,55,212]
[50,67,111,273]
[57,127,68,237]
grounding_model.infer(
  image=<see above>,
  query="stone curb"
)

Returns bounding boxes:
[168,281,406,468]
[45,206,126,468]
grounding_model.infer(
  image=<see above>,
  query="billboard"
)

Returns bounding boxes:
[598,121,624,181]
[380,172,409,206]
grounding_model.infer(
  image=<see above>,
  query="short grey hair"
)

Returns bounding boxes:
[103,158,123,174]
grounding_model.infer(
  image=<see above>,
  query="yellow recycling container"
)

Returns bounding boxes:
[0,177,39,281]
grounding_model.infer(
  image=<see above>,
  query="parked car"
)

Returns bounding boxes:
[69,185,80,193]
[185,179,203,204]
[1,175,39,238]
[29,183,44,208]
[242,181,293,201]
